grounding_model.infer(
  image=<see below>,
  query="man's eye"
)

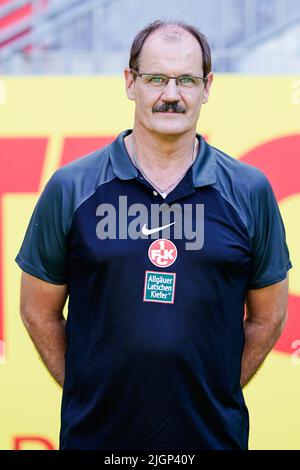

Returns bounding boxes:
[150,76,166,83]
[178,77,195,85]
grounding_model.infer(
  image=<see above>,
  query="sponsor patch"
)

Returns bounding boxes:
[143,270,176,304]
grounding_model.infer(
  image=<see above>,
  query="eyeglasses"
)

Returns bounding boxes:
[131,68,207,91]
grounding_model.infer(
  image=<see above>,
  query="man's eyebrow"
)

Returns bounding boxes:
[146,71,199,76]
[180,71,204,76]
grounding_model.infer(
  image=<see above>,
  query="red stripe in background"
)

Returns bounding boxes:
[240,134,300,355]
[0,138,48,360]
[0,0,11,7]
[0,4,32,31]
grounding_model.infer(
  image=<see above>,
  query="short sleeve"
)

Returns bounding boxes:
[247,172,292,289]
[15,171,70,284]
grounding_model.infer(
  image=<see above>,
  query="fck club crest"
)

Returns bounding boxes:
[148,239,177,268]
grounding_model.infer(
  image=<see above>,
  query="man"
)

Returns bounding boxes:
[16,20,292,450]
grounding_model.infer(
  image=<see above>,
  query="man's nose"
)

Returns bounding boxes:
[161,78,181,100]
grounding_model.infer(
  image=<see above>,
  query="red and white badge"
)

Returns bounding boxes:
[148,239,177,268]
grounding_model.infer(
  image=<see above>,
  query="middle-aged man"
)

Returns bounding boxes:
[16,20,292,450]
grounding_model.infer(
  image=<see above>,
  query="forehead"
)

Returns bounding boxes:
[139,27,203,74]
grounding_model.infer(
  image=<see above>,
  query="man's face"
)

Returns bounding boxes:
[125,29,213,137]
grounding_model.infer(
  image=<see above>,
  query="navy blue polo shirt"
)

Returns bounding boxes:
[16,128,292,450]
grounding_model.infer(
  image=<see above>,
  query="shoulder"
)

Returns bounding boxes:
[42,144,115,213]
[49,144,113,190]
[213,144,269,194]
[210,144,275,233]
[36,144,115,230]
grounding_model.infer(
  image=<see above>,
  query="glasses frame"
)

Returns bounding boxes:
[130,68,208,89]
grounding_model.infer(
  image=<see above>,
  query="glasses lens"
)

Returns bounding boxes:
[177,76,200,88]
[141,75,168,87]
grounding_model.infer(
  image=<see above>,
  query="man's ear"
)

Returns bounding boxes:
[124,67,136,101]
[202,72,214,104]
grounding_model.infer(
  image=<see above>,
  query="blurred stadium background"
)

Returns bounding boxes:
[0,0,299,450]
[1,0,300,74]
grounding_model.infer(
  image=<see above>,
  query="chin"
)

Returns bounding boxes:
[150,121,189,136]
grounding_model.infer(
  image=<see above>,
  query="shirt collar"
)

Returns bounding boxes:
[109,128,217,188]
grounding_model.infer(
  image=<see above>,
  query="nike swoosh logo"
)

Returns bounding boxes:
[141,221,176,236]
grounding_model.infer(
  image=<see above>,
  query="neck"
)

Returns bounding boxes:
[125,126,199,172]
[124,126,199,197]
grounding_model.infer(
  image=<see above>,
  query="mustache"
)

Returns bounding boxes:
[153,102,186,113]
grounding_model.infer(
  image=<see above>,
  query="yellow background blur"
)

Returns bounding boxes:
[0,76,299,449]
